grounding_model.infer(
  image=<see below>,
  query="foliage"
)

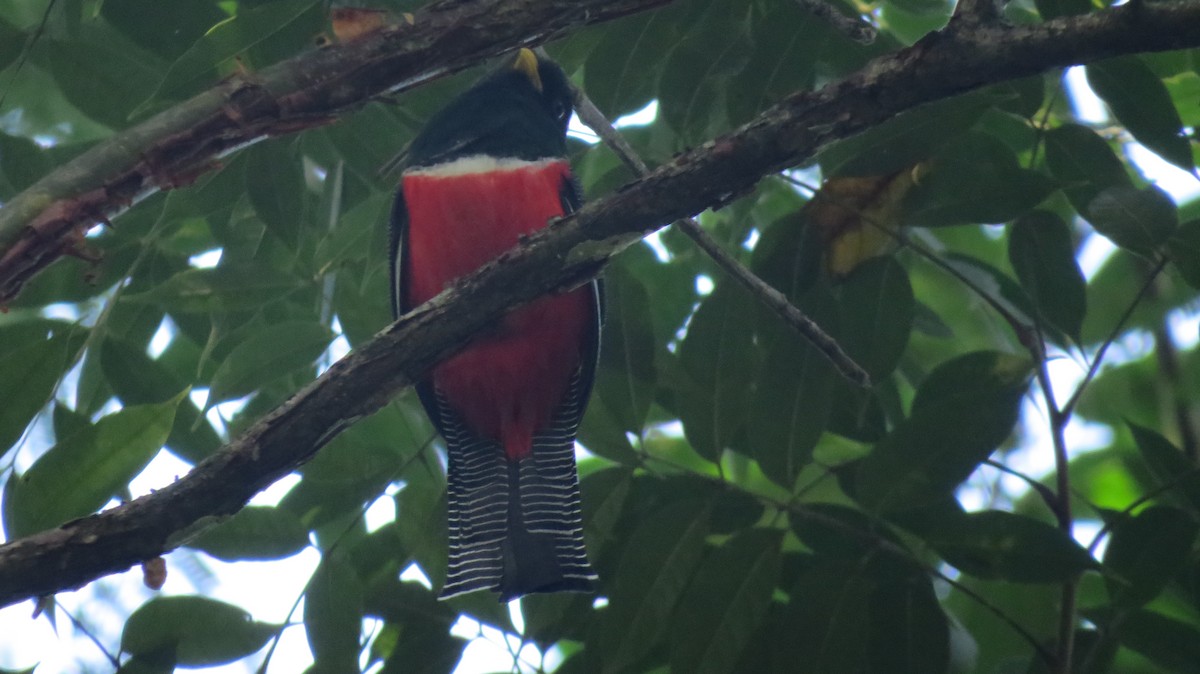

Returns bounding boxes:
[0,0,1199,672]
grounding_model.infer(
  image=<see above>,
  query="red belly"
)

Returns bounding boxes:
[402,160,589,460]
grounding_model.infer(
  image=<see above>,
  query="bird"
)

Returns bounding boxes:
[388,49,601,602]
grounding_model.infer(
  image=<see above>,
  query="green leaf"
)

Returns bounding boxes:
[246,138,306,248]
[925,510,1096,582]
[1130,423,1200,514]
[583,2,691,116]
[658,2,750,143]
[1114,609,1200,674]
[596,267,657,435]
[678,282,758,461]
[394,465,448,592]
[790,502,906,560]
[136,0,322,112]
[123,263,305,313]
[44,28,165,129]
[0,18,23,72]
[776,556,948,674]
[100,0,228,60]
[593,499,711,673]
[749,288,836,487]
[855,351,1031,513]
[121,596,278,667]
[1103,506,1198,608]
[726,3,822,126]
[101,337,220,463]
[205,320,331,409]
[3,392,184,538]
[305,552,365,671]
[669,529,782,674]
[1168,218,1200,288]
[1086,184,1178,257]
[1087,56,1194,172]
[905,132,1055,226]
[817,91,995,178]
[1044,123,1132,217]
[0,326,86,460]
[1008,211,1087,342]
[836,257,913,381]
[188,506,311,560]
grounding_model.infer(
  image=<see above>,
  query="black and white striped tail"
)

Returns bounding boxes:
[439,369,597,601]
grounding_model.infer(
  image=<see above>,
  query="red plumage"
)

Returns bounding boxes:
[402,160,589,461]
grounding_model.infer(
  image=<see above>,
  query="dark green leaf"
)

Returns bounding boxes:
[1086,184,1178,256]
[593,499,711,673]
[790,503,906,560]
[658,3,750,144]
[670,529,782,674]
[205,321,331,409]
[726,3,821,126]
[246,138,306,248]
[394,464,448,592]
[855,351,1031,512]
[1168,218,1200,288]
[101,337,220,462]
[926,510,1096,582]
[1044,123,1132,216]
[1115,609,1200,674]
[100,0,227,60]
[189,506,311,561]
[1007,211,1087,342]
[44,28,164,128]
[4,392,184,538]
[776,557,948,674]
[836,257,913,381]
[678,282,757,461]
[1103,505,1198,608]
[905,132,1055,226]
[0,328,87,460]
[1087,56,1194,172]
[596,267,657,435]
[583,3,690,117]
[1130,423,1200,514]
[121,596,277,666]
[123,263,305,313]
[817,91,995,178]
[137,0,322,111]
[749,288,836,487]
[305,552,364,671]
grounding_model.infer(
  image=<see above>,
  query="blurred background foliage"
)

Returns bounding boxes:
[1,0,1200,672]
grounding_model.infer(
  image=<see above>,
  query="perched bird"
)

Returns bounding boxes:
[389,49,600,601]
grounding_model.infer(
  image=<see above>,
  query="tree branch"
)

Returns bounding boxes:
[567,71,872,387]
[0,0,673,304]
[1,0,1198,608]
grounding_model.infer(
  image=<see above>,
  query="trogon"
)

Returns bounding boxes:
[389,49,601,601]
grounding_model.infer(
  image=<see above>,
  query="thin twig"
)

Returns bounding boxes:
[1062,256,1169,417]
[55,598,120,669]
[566,72,872,389]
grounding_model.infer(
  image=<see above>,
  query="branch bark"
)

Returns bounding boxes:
[1,0,1199,608]
[0,0,673,303]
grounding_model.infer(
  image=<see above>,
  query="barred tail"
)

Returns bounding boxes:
[439,370,597,601]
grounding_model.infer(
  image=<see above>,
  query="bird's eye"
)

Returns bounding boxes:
[551,100,569,122]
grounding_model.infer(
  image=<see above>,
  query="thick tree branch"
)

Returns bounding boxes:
[1,1,1199,608]
[0,0,673,304]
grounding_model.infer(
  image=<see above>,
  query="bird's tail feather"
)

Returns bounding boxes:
[438,370,596,601]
